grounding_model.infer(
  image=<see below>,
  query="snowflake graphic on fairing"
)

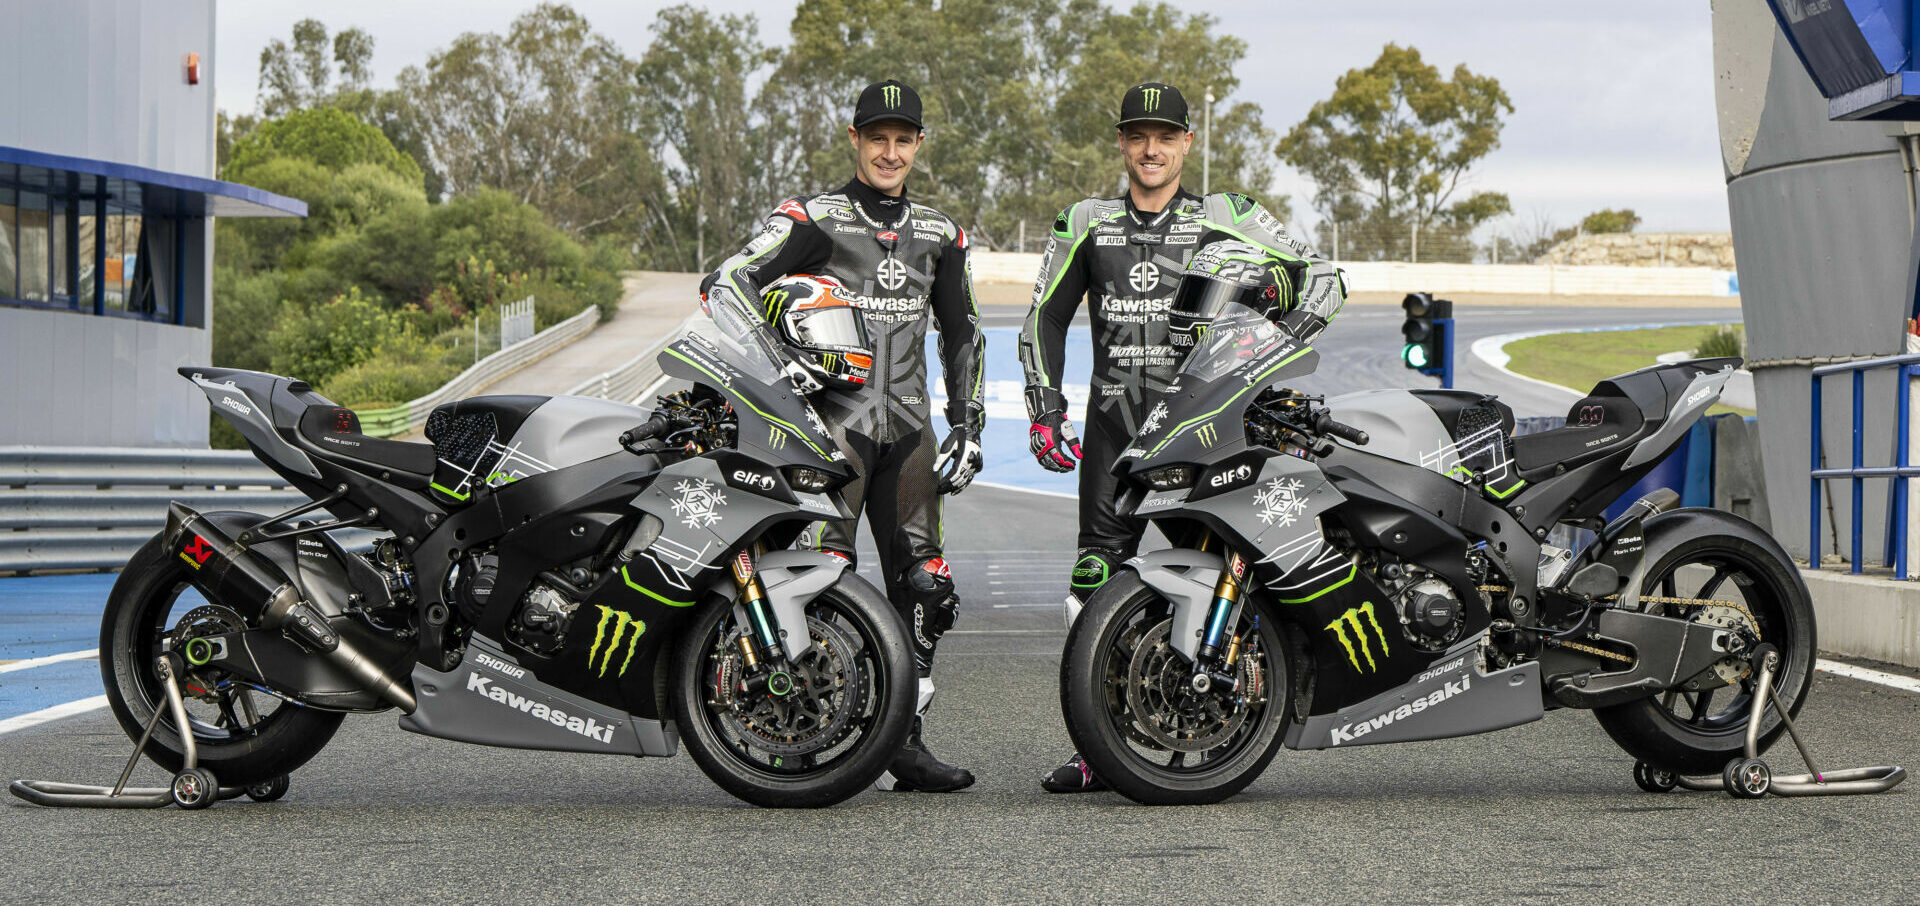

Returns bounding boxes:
[1254,477,1309,526]
[802,403,828,437]
[1140,400,1169,435]
[670,478,727,529]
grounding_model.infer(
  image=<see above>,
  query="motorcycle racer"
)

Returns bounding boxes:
[1020,82,1346,792]
[703,79,984,793]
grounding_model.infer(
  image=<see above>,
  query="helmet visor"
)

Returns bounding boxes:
[1170,275,1258,325]
[788,304,870,351]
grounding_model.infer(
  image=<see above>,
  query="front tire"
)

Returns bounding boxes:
[101,531,344,788]
[671,574,914,808]
[1062,570,1290,805]
[1594,509,1816,776]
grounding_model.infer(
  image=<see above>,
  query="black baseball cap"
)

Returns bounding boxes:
[1116,82,1191,131]
[853,79,924,130]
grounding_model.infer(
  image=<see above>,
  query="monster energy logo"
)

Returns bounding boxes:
[882,84,901,108]
[763,289,790,317]
[1325,601,1390,672]
[767,426,787,450]
[1141,87,1161,111]
[1195,423,1219,448]
[588,605,646,678]
[821,352,838,370]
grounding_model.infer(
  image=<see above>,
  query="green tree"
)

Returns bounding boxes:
[391,4,660,237]
[257,19,376,117]
[1581,207,1640,234]
[1280,44,1513,260]
[225,107,423,187]
[267,287,399,384]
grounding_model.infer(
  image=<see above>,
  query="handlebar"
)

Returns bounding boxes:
[1310,409,1370,446]
[619,413,673,451]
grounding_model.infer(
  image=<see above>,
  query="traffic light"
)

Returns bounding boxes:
[1400,292,1452,376]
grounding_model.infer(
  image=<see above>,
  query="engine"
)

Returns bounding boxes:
[1368,553,1487,652]
[508,582,581,656]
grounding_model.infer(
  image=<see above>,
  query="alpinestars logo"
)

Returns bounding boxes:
[587,605,646,678]
[1254,477,1308,526]
[1141,87,1161,111]
[465,673,615,744]
[1140,401,1169,434]
[1326,601,1390,672]
[670,478,727,529]
[1329,674,1469,746]
[882,84,902,108]
[1128,261,1161,292]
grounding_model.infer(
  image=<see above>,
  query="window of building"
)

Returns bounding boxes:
[0,188,16,300]
[17,192,49,304]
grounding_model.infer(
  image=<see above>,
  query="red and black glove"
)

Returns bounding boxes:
[1025,386,1081,473]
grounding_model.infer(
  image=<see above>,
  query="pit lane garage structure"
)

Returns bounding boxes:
[0,0,305,448]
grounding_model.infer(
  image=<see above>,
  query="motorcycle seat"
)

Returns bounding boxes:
[295,405,436,487]
[1511,390,1647,473]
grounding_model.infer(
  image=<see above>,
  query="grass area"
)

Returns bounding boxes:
[1504,324,1753,416]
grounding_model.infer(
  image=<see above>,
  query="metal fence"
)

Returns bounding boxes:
[500,295,535,348]
[1,446,305,574]
[1810,353,1919,579]
[565,313,701,404]
[358,305,601,437]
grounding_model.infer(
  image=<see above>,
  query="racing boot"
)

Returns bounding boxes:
[1040,752,1107,793]
[876,679,974,792]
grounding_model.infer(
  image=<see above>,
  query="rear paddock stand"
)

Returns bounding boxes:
[9,653,287,810]
[1634,646,1906,799]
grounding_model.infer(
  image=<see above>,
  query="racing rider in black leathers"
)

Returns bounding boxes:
[703,79,985,793]
[1019,82,1347,792]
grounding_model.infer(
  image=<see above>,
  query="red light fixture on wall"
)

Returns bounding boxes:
[185,52,200,85]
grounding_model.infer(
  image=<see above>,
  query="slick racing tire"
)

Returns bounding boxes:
[101,530,344,788]
[1593,509,1816,776]
[672,573,915,808]
[1062,570,1290,805]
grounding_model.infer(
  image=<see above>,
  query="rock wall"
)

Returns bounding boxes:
[1538,232,1736,268]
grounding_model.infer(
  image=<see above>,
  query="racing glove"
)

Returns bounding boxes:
[1025,386,1080,473]
[936,401,985,494]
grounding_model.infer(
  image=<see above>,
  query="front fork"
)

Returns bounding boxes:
[729,543,794,692]
[1192,535,1252,692]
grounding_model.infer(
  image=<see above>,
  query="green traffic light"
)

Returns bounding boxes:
[1403,343,1430,369]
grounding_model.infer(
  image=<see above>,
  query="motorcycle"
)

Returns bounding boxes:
[94,325,914,809]
[1061,305,1814,804]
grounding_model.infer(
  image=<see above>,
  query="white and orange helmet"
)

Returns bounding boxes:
[763,274,873,389]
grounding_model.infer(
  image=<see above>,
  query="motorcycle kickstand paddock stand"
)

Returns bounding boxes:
[1664,646,1907,798]
[10,653,255,810]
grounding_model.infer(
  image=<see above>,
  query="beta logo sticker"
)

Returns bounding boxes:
[179,535,214,570]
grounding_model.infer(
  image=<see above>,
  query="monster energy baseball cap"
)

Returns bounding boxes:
[853,79,925,130]
[1116,82,1191,131]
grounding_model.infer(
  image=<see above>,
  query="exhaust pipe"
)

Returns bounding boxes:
[164,504,417,712]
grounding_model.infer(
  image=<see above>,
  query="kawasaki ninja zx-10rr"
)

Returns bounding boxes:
[1061,305,1813,805]
[98,324,914,808]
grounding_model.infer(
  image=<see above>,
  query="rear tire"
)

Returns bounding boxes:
[672,574,914,808]
[1062,571,1290,805]
[101,531,343,788]
[1594,509,1815,776]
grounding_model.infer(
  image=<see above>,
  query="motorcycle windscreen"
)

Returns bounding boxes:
[1122,305,1320,470]
[657,330,847,471]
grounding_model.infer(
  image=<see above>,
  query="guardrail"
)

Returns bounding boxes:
[1,446,306,574]
[358,305,601,436]
[1810,353,1919,579]
[565,313,700,403]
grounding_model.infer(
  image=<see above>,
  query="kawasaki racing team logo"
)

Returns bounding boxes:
[1128,261,1161,292]
[588,605,647,678]
[882,84,902,108]
[1326,601,1391,672]
[876,257,908,290]
[1141,86,1161,111]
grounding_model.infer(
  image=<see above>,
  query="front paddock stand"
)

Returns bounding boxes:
[9,653,279,810]
[1636,645,1906,799]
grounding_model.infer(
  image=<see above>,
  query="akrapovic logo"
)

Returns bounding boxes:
[1330,674,1470,746]
[465,673,615,744]
[475,650,526,679]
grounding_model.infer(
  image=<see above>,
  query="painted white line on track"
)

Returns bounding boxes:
[0,648,98,674]
[969,479,1078,500]
[948,630,1063,635]
[0,696,109,736]
[1817,658,1920,694]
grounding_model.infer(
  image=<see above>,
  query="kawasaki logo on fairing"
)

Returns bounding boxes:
[1329,674,1471,746]
[1326,601,1390,672]
[465,673,615,744]
[588,606,646,678]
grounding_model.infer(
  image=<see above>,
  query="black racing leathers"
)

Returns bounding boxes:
[1018,189,1346,597]
[706,179,984,673]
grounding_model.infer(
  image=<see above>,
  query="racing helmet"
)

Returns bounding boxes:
[763,274,873,389]
[1167,238,1298,349]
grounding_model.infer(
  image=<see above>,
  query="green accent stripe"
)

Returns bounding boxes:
[1486,478,1527,499]
[1027,208,1123,387]
[429,481,470,501]
[664,347,832,459]
[1147,346,1312,456]
[1279,563,1357,604]
[621,566,695,607]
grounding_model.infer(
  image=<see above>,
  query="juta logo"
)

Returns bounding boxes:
[1326,601,1391,672]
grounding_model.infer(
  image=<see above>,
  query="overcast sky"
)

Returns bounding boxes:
[214,1,1728,233]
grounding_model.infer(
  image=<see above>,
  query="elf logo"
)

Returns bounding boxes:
[1209,464,1252,489]
[179,535,214,570]
[1329,674,1470,746]
[731,469,776,491]
[465,673,614,744]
